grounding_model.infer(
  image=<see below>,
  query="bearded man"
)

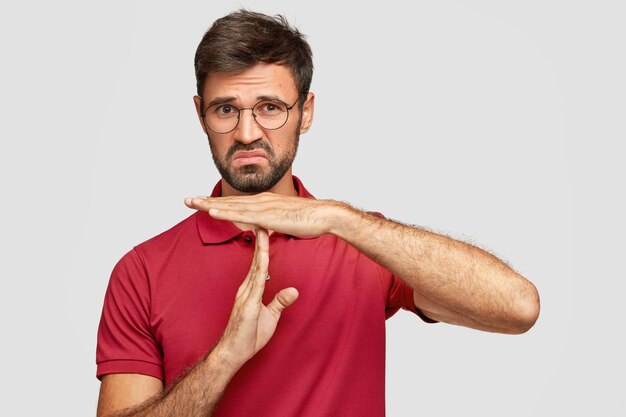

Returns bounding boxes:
[95,9,540,417]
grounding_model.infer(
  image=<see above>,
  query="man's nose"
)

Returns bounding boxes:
[234,108,263,144]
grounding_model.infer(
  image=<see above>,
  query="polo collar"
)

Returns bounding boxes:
[196,176,318,244]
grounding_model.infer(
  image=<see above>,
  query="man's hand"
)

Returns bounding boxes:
[214,228,299,371]
[185,193,347,237]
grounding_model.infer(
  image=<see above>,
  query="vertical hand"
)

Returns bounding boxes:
[214,228,299,370]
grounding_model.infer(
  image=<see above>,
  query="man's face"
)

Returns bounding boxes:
[194,64,314,194]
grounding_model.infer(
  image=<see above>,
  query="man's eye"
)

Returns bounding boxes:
[257,102,285,113]
[217,105,234,114]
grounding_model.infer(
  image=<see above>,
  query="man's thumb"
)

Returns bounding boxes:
[268,287,299,316]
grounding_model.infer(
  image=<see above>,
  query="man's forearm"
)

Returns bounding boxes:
[330,204,540,333]
[106,348,238,417]
[184,194,539,332]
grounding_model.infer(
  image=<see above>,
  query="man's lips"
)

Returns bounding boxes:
[231,150,268,166]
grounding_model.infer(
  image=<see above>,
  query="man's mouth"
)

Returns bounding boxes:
[231,150,269,166]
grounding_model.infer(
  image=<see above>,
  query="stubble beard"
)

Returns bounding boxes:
[208,131,300,193]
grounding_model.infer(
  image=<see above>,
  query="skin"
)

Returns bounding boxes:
[194,64,314,199]
[97,63,540,416]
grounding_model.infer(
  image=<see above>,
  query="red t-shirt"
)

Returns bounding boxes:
[96,176,430,416]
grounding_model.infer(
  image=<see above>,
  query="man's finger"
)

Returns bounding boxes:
[237,229,267,300]
[185,196,266,211]
[266,287,299,317]
[206,208,264,226]
[255,228,269,248]
[236,262,256,299]
[248,229,270,300]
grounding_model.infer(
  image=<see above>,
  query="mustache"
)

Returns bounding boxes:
[225,140,275,160]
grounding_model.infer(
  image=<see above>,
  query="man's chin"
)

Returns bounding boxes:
[237,164,266,175]
[225,169,278,193]
[215,150,295,193]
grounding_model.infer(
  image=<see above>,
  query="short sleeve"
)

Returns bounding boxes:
[366,211,437,323]
[96,248,164,380]
[385,274,438,323]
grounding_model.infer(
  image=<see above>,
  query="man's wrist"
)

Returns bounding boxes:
[326,201,362,239]
[203,343,243,381]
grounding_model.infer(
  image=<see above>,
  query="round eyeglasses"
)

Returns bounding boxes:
[200,97,300,134]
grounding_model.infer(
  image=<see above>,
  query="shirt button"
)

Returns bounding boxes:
[244,236,252,244]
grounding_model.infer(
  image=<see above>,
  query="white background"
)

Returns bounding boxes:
[1,1,624,416]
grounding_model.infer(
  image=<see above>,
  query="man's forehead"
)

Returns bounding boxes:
[202,63,297,99]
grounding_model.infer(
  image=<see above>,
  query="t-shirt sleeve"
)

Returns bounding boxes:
[385,273,438,323]
[96,248,164,381]
[365,211,437,323]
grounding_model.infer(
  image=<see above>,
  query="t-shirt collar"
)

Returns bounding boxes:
[196,175,317,244]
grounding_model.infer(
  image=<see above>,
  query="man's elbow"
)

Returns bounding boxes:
[509,283,541,334]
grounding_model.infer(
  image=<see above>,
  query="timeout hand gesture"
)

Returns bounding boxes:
[215,228,299,370]
[185,193,348,238]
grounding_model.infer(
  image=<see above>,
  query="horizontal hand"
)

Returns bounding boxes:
[185,193,348,237]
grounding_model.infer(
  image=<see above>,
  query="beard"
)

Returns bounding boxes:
[208,131,300,193]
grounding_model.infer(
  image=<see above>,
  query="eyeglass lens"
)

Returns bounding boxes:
[204,100,291,133]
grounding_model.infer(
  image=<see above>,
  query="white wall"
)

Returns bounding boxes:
[0,1,623,415]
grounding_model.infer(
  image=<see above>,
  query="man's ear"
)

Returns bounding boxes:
[299,92,315,134]
[193,95,208,134]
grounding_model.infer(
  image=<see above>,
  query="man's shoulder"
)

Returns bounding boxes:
[133,211,202,255]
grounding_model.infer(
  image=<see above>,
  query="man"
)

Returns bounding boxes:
[96,10,540,417]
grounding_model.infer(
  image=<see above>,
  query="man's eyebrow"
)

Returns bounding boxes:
[205,95,288,107]
[206,96,237,107]
[256,94,285,102]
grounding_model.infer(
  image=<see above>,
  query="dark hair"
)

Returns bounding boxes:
[194,10,313,104]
